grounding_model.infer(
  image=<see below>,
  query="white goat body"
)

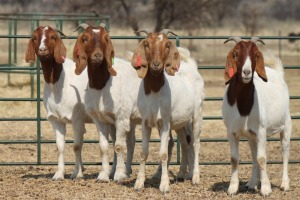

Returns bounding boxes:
[222,37,291,196]
[135,47,204,193]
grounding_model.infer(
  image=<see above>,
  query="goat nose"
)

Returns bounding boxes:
[39,48,47,53]
[243,69,251,75]
[153,61,160,67]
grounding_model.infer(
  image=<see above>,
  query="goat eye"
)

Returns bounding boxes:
[166,63,171,67]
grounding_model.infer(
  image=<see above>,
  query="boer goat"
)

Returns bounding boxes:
[72,23,141,182]
[222,36,292,196]
[131,30,204,193]
[25,26,92,180]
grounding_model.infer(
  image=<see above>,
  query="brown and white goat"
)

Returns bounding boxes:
[25,26,92,180]
[222,37,292,196]
[73,23,142,182]
[131,30,204,193]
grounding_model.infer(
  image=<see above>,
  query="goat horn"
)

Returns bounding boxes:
[55,29,67,37]
[250,36,265,45]
[73,23,89,32]
[224,36,242,44]
[135,29,151,36]
[160,29,178,36]
[99,23,106,29]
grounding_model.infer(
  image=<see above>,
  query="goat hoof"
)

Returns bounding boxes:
[134,178,145,191]
[227,184,238,195]
[159,180,170,194]
[52,172,64,181]
[260,184,272,196]
[280,180,290,191]
[97,172,110,182]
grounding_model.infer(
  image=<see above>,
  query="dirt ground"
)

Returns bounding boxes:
[1,25,300,199]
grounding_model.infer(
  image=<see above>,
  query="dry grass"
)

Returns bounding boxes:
[0,22,300,199]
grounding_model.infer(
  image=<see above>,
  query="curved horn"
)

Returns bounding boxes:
[224,36,242,44]
[55,29,67,37]
[73,23,89,32]
[134,29,151,36]
[160,29,177,36]
[99,23,106,29]
[250,36,265,45]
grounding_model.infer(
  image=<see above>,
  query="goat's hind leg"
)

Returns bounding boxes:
[175,127,189,181]
[125,124,136,177]
[280,119,291,191]
[70,118,86,179]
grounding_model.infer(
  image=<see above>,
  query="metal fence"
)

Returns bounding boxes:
[0,17,299,166]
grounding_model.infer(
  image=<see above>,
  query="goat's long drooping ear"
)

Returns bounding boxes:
[164,42,180,76]
[25,38,36,63]
[255,50,268,82]
[131,39,149,78]
[73,35,87,75]
[224,49,237,85]
[54,36,67,64]
[104,34,117,76]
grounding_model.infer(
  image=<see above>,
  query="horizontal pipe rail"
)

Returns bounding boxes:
[1,137,300,145]
[0,33,299,166]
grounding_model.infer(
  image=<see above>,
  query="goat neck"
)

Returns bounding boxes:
[87,58,110,90]
[227,75,255,116]
[40,58,63,84]
[143,65,165,95]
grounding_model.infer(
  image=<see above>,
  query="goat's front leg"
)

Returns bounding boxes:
[227,132,240,195]
[153,131,174,179]
[70,119,86,179]
[114,120,129,182]
[246,138,260,190]
[134,121,151,191]
[257,131,272,196]
[159,123,171,193]
[50,120,66,181]
[95,121,110,182]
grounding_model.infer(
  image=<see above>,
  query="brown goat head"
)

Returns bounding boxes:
[25,26,66,64]
[131,29,180,78]
[73,23,116,76]
[224,36,267,85]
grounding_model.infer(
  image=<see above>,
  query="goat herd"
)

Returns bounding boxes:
[24,24,292,196]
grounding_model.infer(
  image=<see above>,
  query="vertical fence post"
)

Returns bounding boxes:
[36,17,42,165]
[13,16,17,64]
[8,20,12,86]
[175,36,181,164]
[30,20,35,98]
[279,30,282,59]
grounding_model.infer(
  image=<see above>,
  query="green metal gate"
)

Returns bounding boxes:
[0,15,299,166]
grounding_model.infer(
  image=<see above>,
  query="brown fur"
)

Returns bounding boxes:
[73,26,116,90]
[225,40,267,116]
[25,26,66,84]
[131,32,180,94]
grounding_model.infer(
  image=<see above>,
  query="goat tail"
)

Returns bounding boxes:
[177,47,191,62]
[263,49,284,74]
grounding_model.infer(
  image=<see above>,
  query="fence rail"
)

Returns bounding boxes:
[0,33,299,166]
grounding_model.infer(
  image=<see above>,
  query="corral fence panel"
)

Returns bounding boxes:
[0,13,299,166]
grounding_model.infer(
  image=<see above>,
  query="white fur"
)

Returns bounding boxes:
[84,58,141,182]
[43,58,91,180]
[222,54,292,196]
[134,48,205,193]
[39,26,48,50]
